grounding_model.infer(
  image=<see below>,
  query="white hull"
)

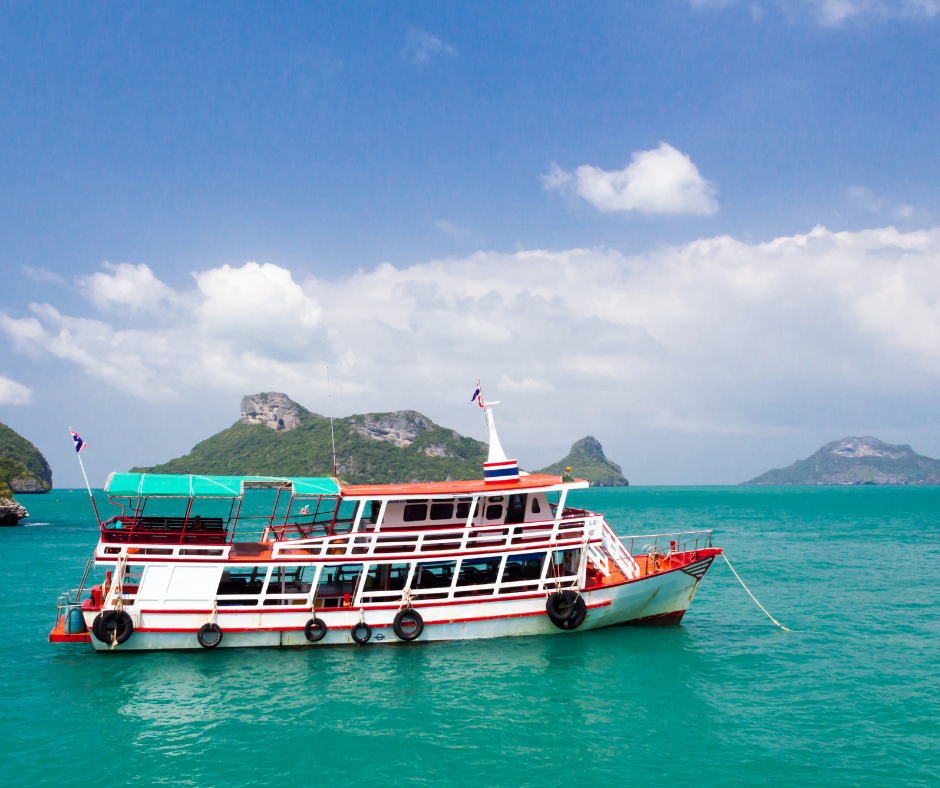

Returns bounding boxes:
[85,556,713,651]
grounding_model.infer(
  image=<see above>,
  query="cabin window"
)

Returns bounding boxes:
[430,502,454,520]
[549,549,582,578]
[403,503,428,522]
[505,494,527,525]
[265,565,315,595]
[485,504,503,521]
[531,498,541,514]
[499,552,546,593]
[360,563,411,603]
[366,500,381,524]
[411,561,457,590]
[217,566,268,596]
[314,564,364,608]
[456,556,501,586]
[456,499,479,519]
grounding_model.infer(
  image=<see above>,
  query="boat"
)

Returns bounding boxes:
[49,400,721,650]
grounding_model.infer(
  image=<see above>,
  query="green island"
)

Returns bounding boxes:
[742,436,940,485]
[132,392,629,487]
[535,436,629,487]
[0,421,52,494]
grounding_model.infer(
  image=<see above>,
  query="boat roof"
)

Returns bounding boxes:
[104,472,341,499]
[340,473,587,498]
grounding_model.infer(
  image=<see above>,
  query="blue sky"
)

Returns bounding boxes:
[2,1,940,486]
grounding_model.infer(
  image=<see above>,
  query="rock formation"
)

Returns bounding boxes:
[536,436,629,487]
[0,493,28,527]
[743,436,940,485]
[348,410,435,447]
[0,421,52,493]
[240,392,304,432]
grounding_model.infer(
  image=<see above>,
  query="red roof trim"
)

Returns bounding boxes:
[340,473,579,498]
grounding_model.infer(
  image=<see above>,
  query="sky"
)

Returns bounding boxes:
[2,0,940,486]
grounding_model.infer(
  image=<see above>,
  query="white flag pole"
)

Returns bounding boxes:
[70,427,101,525]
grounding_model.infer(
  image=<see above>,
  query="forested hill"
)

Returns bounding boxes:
[131,393,490,484]
[0,421,52,494]
[742,436,940,485]
[536,436,629,487]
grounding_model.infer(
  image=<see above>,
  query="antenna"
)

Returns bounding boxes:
[327,366,337,478]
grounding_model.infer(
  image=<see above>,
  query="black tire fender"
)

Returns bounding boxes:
[392,608,424,642]
[546,591,587,630]
[197,623,223,649]
[351,621,372,645]
[304,617,327,642]
[94,610,134,644]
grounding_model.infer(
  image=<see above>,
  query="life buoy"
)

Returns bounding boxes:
[93,610,134,644]
[546,590,587,631]
[197,623,223,648]
[392,608,424,642]
[304,617,327,642]
[350,621,372,645]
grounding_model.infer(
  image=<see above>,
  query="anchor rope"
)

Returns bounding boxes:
[721,553,792,632]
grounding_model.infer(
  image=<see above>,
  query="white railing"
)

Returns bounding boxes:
[270,514,604,561]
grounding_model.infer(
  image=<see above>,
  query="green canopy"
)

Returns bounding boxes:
[104,472,340,499]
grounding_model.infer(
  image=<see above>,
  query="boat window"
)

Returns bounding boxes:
[411,561,457,590]
[456,556,501,586]
[456,499,479,519]
[403,503,428,522]
[366,500,381,525]
[217,566,268,596]
[360,562,412,603]
[430,502,454,520]
[505,494,527,525]
[265,565,315,595]
[314,564,364,608]
[549,549,582,578]
[531,498,541,514]
[485,504,503,520]
[499,552,546,591]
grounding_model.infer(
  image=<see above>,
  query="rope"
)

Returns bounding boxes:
[722,553,792,632]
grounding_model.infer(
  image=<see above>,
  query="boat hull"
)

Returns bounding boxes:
[84,554,716,651]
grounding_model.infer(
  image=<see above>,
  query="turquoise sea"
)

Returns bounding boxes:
[3,486,938,788]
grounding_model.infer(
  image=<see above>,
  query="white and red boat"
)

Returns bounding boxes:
[50,402,721,651]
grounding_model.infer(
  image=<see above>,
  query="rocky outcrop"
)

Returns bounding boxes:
[0,496,28,526]
[743,436,940,485]
[348,411,436,447]
[536,436,629,487]
[240,393,304,432]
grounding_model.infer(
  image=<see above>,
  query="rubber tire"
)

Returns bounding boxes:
[546,591,587,630]
[351,621,372,645]
[94,610,134,644]
[304,617,327,643]
[197,623,223,649]
[392,608,424,642]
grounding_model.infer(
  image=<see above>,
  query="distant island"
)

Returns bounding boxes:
[0,421,52,525]
[742,436,940,485]
[132,392,629,487]
[535,436,628,487]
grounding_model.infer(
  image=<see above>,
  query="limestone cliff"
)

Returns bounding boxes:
[536,436,629,487]
[240,392,305,432]
[0,421,52,494]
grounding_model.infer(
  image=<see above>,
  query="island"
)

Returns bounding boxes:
[742,436,940,485]
[0,421,53,525]
[536,436,629,487]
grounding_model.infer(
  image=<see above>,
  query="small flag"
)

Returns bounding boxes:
[71,429,87,454]
[470,384,483,407]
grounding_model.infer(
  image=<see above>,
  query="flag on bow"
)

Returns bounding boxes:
[71,429,87,454]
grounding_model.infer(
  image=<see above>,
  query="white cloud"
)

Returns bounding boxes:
[403,29,456,66]
[435,220,471,239]
[79,262,177,314]
[690,0,939,23]
[0,375,31,405]
[22,266,67,285]
[544,143,718,215]
[896,204,914,218]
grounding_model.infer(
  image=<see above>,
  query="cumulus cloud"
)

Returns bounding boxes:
[79,262,178,314]
[544,143,718,215]
[4,226,940,455]
[402,29,456,66]
[0,375,31,405]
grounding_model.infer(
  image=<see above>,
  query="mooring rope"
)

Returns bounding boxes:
[722,553,792,632]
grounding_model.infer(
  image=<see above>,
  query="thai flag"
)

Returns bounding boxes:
[71,429,87,454]
[470,384,483,407]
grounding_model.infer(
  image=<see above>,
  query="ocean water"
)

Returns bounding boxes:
[2,486,938,788]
